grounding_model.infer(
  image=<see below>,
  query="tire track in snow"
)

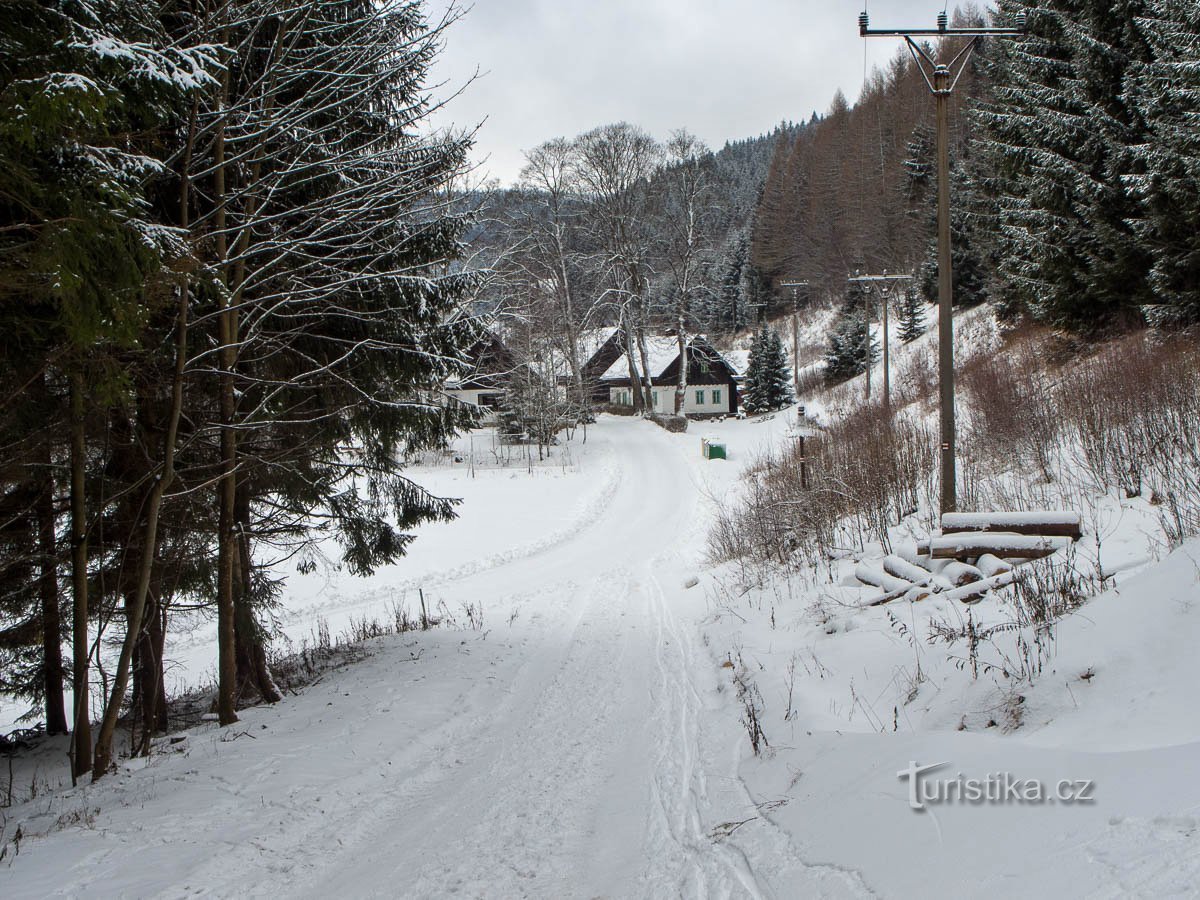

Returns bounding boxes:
[643,565,768,899]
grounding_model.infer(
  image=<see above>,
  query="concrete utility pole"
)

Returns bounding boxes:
[780,279,809,397]
[859,9,1025,514]
[848,272,912,412]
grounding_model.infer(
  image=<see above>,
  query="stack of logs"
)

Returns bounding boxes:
[857,511,1083,606]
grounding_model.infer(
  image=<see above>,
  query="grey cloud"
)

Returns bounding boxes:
[427,0,964,184]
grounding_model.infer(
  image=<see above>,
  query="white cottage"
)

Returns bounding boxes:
[601,335,740,417]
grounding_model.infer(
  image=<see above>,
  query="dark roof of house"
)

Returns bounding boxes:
[452,332,518,391]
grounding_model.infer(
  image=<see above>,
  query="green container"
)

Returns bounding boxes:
[706,442,726,460]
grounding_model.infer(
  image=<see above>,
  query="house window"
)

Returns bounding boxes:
[652,391,659,407]
[712,389,721,405]
[695,390,705,405]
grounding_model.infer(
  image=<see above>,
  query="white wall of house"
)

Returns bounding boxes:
[683,383,731,415]
[446,387,504,423]
[608,382,731,416]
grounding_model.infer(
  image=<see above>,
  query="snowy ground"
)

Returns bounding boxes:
[3,413,1199,898]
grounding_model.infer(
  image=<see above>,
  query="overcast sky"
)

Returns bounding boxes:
[425,0,956,185]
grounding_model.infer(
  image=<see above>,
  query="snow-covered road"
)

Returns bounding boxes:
[2,417,863,899]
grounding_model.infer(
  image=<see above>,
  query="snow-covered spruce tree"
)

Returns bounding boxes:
[1125,0,1200,325]
[84,0,482,757]
[917,159,991,311]
[824,288,879,382]
[0,0,215,775]
[975,0,1155,331]
[498,367,571,460]
[743,324,793,412]
[714,232,751,333]
[897,288,927,343]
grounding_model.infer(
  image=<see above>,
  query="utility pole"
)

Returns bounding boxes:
[781,279,809,398]
[860,9,1025,514]
[848,272,911,412]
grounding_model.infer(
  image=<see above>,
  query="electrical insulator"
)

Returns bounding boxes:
[859,11,869,32]
[1015,11,1027,31]
[937,11,948,31]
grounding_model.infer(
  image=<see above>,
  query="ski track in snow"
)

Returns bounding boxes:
[1,418,844,899]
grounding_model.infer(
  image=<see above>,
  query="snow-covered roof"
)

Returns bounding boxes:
[723,349,752,377]
[600,336,686,381]
[578,327,619,364]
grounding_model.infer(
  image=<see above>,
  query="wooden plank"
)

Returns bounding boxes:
[917,533,1072,560]
[940,511,1081,540]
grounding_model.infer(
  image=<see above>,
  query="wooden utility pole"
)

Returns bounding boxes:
[860,9,1025,513]
[848,273,911,411]
[780,279,809,397]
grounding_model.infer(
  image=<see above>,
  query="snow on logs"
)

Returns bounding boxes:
[941,571,1018,605]
[939,560,985,586]
[916,533,1073,560]
[882,554,938,585]
[939,511,1082,540]
[857,554,941,604]
[861,510,1078,606]
[859,547,986,605]
[975,553,1014,578]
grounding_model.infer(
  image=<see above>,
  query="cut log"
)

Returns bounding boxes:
[895,544,933,571]
[866,582,933,607]
[854,563,913,595]
[903,584,933,603]
[883,555,952,592]
[940,511,1081,540]
[943,571,1018,604]
[975,553,1014,578]
[883,554,936,584]
[918,533,1072,560]
[940,560,984,587]
[896,543,951,574]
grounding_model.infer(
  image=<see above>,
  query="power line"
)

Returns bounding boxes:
[859,9,1026,514]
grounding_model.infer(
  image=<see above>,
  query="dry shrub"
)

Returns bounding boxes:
[959,340,1062,482]
[711,405,937,565]
[1058,332,1200,542]
[894,346,938,407]
[958,327,1200,546]
[716,323,1200,571]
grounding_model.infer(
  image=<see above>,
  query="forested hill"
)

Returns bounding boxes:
[755,0,1200,334]
[750,9,990,310]
[466,123,800,334]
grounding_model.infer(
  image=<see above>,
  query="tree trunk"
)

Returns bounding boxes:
[213,63,239,727]
[38,437,68,736]
[635,324,655,413]
[233,485,280,704]
[131,586,168,755]
[92,286,189,779]
[621,311,644,414]
[674,316,688,415]
[69,371,92,779]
